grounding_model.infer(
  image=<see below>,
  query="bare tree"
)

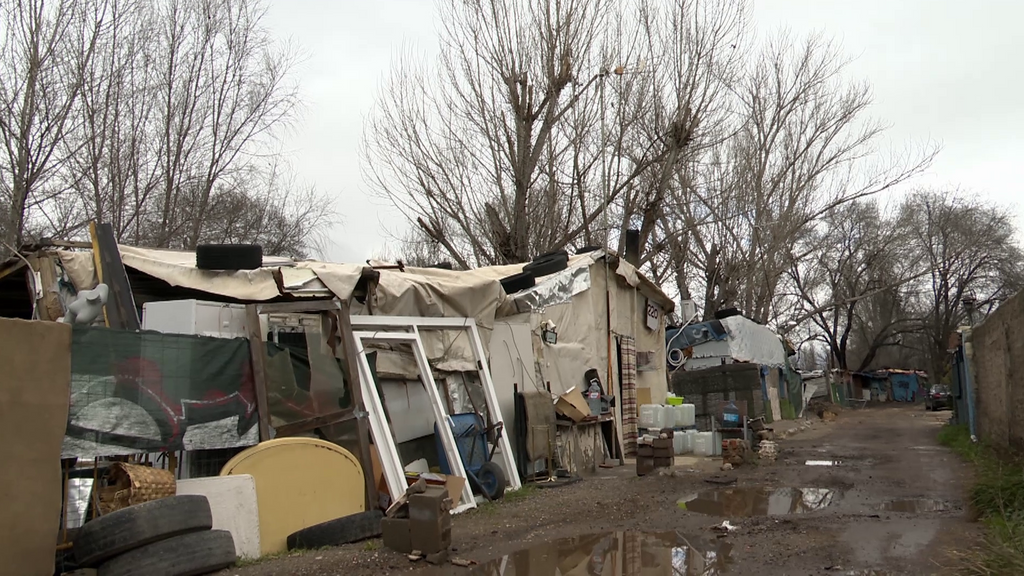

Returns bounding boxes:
[0,0,104,251]
[787,200,917,372]
[901,189,1024,380]
[364,0,744,268]
[668,31,935,322]
[0,0,328,258]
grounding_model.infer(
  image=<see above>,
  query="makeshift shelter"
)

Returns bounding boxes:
[486,251,675,466]
[667,315,799,424]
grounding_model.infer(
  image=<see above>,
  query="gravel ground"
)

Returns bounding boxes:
[220,403,978,576]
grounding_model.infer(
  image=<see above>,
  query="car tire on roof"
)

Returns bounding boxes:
[196,244,263,271]
[500,271,535,294]
[523,252,569,278]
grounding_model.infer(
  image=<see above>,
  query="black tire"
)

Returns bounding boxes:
[74,495,213,567]
[477,461,507,501]
[195,244,263,270]
[428,261,454,270]
[714,307,742,320]
[575,245,602,255]
[97,530,236,576]
[523,253,569,278]
[500,271,535,294]
[286,510,384,551]
[534,249,568,261]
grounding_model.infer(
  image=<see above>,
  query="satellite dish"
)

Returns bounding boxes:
[62,284,109,325]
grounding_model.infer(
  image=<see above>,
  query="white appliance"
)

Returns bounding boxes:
[141,299,249,338]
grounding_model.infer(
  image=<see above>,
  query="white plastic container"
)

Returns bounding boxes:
[692,432,711,457]
[676,432,693,454]
[673,433,685,455]
[679,404,696,427]
[639,404,663,429]
[662,405,677,428]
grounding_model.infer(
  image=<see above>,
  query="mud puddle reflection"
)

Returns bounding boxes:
[678,487,842,517]
[880,499,949,513]
[458,531,731,575]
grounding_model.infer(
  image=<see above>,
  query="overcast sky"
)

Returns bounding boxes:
[264,0,1024,263]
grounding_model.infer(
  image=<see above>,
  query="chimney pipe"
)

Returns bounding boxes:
[624,228,640,267]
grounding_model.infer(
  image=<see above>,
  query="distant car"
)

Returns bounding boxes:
[925,385,951,411]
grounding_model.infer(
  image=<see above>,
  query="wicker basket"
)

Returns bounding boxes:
[98,463,176,515]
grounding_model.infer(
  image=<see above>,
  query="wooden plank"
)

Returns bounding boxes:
[89,222,139,330]
[338,300,380,510]
[35,254,62,321]
[256,300,340,315]
[0,258,26,282]
[88,222,111,328]
[274,409,357,438]
[246,304,273,442]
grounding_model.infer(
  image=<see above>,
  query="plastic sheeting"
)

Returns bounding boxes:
[719,316,787,368]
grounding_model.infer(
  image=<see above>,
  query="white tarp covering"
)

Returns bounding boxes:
[719,316,787,368]
[50,245,674,378]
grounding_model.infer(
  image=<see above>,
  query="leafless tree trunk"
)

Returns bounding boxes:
[901,189,1024,381]
[0,0,103,251]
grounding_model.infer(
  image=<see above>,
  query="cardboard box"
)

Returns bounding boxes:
[418,472,466,506]
[554,387,591,422]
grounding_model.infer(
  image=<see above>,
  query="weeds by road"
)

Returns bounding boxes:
[940,424,1024,574]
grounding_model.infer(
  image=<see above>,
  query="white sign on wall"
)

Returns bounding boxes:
[645,299,660,331]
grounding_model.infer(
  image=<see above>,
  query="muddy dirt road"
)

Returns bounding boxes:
[225,404,978,576]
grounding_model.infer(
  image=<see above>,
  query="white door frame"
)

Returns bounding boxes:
[350,316,522,510]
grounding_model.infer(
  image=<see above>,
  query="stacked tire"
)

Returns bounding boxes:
[72,495,236,576]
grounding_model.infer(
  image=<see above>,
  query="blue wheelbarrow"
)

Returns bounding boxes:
[434,412,507,501]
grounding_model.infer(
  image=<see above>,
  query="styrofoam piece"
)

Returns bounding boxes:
[176,475,261,560]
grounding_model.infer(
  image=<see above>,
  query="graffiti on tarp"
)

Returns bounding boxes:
[62,326,259,458]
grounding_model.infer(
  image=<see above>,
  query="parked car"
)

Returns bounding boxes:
[925,385,951,411]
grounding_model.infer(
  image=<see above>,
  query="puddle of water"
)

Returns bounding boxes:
[880,499,949,513]
[805,460,842,466]
[461,531,732,575]
[677,487,842,517]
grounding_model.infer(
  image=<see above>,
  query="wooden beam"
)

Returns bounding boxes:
[246,304,273,442]
[338,300,380,510]
[34,254,63,321]
[256,300,340,315]
[89,222,140,330]
[274,409,357,438]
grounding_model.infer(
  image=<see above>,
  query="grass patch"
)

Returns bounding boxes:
[474,484,539,515]
[363,539,381,551]
[940,424,1024,574]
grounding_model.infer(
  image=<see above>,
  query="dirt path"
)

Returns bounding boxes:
[224,404,979,576]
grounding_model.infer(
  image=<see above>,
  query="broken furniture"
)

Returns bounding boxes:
[434,412,507,501]
[349,315,522,514]
[219,437,366,555]
[382,484,452,556]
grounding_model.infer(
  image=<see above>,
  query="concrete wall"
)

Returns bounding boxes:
[972,289,1024,449]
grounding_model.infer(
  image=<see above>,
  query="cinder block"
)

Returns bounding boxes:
[410,519,451,554]
[382,517,412,554]
[654,457,673,468]
[651,438,673,449]
[637,445,654,457]
[636,456,655,476]
[409,487,449,517]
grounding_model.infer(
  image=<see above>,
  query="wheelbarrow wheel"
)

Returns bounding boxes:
[478,461,507,500]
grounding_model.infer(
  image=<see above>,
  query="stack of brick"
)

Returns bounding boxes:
[722,438,752,467]
[636,429,674,476]
[382,486,452,562]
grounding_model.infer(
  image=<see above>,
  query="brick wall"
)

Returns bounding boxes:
[972,289,1024,449]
